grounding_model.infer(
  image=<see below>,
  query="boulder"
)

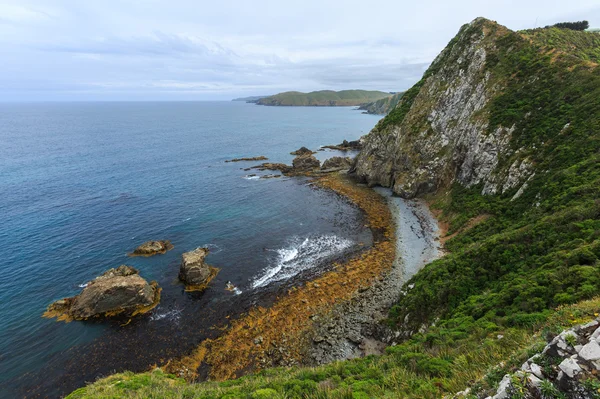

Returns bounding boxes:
[290,147,315,156]
[179,247,219,291]
[130,240,174,256]
[44,265,160,321]
[292,154,320,171]
[321,156,353,171]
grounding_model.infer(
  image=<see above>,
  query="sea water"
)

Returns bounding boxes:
[0,101,380,398]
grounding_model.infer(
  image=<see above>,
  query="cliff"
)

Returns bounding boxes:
[357,91,405,114]
[354,18,600,199]
[255,89,392,106]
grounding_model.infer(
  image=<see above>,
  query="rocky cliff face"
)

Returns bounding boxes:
[354,18,534,199]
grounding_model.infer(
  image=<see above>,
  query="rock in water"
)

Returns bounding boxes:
[130,240,174,256]
[179,247,219,291]
[292,154,320,171]
[321,156,353,171]
[290,146,315,156]
[44,265,160,321]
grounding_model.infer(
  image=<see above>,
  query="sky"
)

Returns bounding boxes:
[1,0,599,101]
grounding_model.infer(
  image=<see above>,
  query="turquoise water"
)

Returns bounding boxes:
[0,101,380,398]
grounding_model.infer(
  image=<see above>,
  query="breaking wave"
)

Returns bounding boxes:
[251,235,353,289]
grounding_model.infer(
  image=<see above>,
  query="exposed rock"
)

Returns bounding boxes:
[353,18,535,199]
[251,162,292,174]
[44,265,160,321]
[321,157,353,171]
[321,139,363,151]
[558,357,582,378]
[458,316,600,399]
[225,156,268,162]
[292,154,320,171]
[290,147,315,156]
[130,240,174,257]
[578,341,600,361]
[179,247,219,291]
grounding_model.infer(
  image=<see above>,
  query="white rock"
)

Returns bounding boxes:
[492,374,512,399]
[580,320,599,331]
[521,362,530,371]
[591,326,600,340]
[530,363,543,379]
[579,341,600,361]
[575,345,583,352]
[558,357,582,378]
[527,373,542,388]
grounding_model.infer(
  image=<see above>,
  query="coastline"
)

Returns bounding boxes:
[165,171,397,381]
[308,187,443,364]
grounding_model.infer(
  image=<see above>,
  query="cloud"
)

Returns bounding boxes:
[1,0,599,100]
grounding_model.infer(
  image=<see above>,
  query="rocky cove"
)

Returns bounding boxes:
[161,152,443,381]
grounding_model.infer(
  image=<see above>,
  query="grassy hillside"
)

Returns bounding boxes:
[256,90,392,106]
[67,21,600,399]
[357,92,405,114]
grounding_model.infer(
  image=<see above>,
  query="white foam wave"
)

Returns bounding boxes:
[78,282,88,288]
[150,307,182,322]
[251,235,353,289]
[243,175,260,180]
[203,243,222,254]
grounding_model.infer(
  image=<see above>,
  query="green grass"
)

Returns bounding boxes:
[65,298,600,398]
[256,90,392,106]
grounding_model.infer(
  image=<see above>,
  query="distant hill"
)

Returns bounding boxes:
[255,90,393,106]
[231,95,270,103]
[358,92,405,114]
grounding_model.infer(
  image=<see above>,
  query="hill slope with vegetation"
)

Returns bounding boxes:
[68,18,600,398]
[357,92,405,114]
[255,90,392,106]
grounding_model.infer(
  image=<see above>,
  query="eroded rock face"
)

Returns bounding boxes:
[44,265,160,321]
[353,18,535,199]
[290,147,315,156]
[322,156,353,171]
[179,247,219,291]
[131,240,174,256]
[292,154,320,171]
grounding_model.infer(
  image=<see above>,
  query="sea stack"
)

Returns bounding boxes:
[130,240,174,256]
[44,265,161,322]
[290,146,315,156]
[179,247,219,291]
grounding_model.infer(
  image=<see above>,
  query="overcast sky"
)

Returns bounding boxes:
[1,0,599,101]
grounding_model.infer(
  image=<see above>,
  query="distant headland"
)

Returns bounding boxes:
[233,89,394,107]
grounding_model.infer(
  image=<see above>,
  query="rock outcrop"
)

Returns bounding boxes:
[292,154,320,171]
[130,240,174,256]
[251,162,292,174]
[44,265,160,321]
[322,140,362,151]
[460,318,600,399]
[179,247,219,291]
[321,156,353,171]
[290,147,315,156]
[225,156,268,163]
[353,18,535,199]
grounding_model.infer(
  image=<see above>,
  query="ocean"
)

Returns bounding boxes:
[0,101,381,398]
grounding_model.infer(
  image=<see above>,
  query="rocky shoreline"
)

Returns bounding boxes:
[308,188,442,364]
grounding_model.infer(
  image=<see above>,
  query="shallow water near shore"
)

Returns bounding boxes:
[0,101,380,398]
